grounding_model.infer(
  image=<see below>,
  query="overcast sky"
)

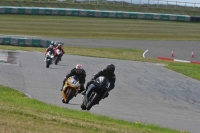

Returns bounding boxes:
[177,0,199,2]
[131,0,200,3]
[128,0,200,6]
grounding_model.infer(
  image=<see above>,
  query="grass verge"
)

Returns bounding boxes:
[0,15,200,40]
[0,85,189,133]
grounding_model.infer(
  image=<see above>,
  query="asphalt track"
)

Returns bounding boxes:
[1,38,200,133]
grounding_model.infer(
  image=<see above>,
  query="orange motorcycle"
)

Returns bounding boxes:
[62,76,80,104]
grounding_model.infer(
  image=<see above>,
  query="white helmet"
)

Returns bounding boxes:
[50,41,54,45]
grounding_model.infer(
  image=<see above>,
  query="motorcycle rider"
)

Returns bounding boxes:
[61,64,86,103]
[55,43,65,61]
[44,44,55,61]
[82,64,116,104]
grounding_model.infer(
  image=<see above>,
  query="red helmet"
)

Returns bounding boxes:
[75,64,83,74]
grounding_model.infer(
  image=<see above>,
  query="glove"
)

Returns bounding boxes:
[90,80,95,84]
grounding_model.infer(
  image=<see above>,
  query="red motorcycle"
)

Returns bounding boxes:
[54,49,63,65]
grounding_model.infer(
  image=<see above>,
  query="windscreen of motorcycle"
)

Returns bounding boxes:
[47,52,54,58]
[56,49,61,55]
[67,76,80,88]
[94,76,110,90]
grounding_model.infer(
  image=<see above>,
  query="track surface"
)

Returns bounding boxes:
[1,39,200,133]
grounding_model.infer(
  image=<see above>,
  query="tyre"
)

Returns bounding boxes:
[65,89,75,104]
[81,102,86,110]
[55,57,59,65]
[86,92,99,111]
[46,60,51,68]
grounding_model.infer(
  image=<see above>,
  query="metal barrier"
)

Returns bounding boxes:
[0,36,64,48]
[0,6,192,22]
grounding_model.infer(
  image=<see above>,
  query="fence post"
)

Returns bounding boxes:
[185,2,187,9]
[166,0,168,9]
[157,0,159,8]
[139,0,141,7]
[194,3,196,10]
[175,1,177,9]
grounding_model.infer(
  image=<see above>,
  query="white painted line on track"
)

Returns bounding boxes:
[0,52,8,62]
[143,49,148,58]
[25,93,32,98]
[174,59,190,63]
[154,63,166,66]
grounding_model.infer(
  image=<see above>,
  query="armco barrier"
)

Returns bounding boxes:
[0,6,192,22]
[0,36,64,48]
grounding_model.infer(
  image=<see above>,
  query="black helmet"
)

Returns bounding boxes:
[105,64,115,74]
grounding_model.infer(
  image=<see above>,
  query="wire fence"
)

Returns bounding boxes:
[2,0,200,10]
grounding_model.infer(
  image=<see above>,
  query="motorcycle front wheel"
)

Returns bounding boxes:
[86,92,99,111]
[46,60,51,68]
[81,102,86,110]
[65,89,75,104]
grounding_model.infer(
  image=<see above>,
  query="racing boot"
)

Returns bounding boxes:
[103,93,109,99]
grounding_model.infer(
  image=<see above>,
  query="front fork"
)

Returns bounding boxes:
[62,86,67,102]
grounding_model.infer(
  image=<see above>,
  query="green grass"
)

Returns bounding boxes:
[0,0,200,16]
[0,15,200,40]
[0,85,189,133]
[166,62,200,80]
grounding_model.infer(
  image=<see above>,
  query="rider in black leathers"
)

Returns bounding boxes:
[82,64,116,101]
[61,64,86,94]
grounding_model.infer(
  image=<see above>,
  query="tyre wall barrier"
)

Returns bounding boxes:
[0,36,64,48]
[190,16,200,22]
[0,6,192,22]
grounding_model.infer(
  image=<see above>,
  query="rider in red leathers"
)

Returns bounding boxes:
[54,44,65,61]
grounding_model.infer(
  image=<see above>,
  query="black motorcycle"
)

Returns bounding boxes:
[81,76,110,111]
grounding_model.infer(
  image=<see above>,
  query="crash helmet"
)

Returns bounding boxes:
[105,64,115,75]
[54,42,58,47]
[57,43,62,49]
[75,64,83,74]
[50,41,54,46]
